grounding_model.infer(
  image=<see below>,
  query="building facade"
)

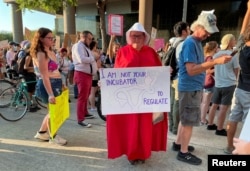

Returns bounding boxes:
[4,0,247,46]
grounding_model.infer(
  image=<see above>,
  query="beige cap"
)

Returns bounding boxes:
[220,34,235,50]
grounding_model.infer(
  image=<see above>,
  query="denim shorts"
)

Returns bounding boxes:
[35,78,62,104]
[228,88,250,123]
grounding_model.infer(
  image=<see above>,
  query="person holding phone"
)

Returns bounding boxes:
[206,34,239,136]
[225,0,250,154]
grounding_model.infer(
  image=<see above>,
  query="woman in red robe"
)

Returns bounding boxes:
[106,22,168,165]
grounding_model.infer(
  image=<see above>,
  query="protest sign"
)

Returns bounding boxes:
[0,40,8,48]
[108,14,123,36]
[49,89,70,137]
[99,66,170,115]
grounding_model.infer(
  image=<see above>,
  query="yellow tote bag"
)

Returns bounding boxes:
[49,88,70,138]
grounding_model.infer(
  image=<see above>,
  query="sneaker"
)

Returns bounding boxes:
[30,104,41,110]
[49,135,67,146]
[34,132,50,141]
[177,151,202,165]
[224,147,234,154]
[35,106,41,110]
[215,129,227,136]
[29,107,37,112]
[207,124,217,130]
[85,114,95,119]
[78,121,92,128]
[172,142,195,152]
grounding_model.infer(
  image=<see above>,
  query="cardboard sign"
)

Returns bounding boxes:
[149,27,157,47]
[108,14,123,36]
[55,35,61,50]
[25,27,32,41]
[99,66,170,115]
[69,34,77,44]
[0,40,8,49]
[62,33,69,48]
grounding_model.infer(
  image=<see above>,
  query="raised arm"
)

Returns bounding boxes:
[107,35,116,57]
[240,0,250,34]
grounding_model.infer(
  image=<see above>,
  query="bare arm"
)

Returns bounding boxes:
[24,55,34,71]
[107,35,116,57]
[233,138,250,155]
[240,0,250,34]
[206,68,214,74]
[234,68,239,79]
[186,55,232,76]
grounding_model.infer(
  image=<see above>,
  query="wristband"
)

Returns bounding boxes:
[48,94,54,98]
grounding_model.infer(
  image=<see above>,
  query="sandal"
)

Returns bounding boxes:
[200,119,208,125]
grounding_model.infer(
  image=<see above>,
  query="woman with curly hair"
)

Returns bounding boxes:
[30,27,67,145]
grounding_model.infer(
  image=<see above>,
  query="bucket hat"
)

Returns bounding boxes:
[126,22,150,45]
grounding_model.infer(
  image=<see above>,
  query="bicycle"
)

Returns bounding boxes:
[96,88,106,121]
[0,69,47,108]
[0,71,47,122]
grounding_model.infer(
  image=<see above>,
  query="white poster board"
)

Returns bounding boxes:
[108,14,123,36]
[99,66,170,115]
[239,109,250,141]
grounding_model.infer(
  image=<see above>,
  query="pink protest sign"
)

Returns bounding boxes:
[108,14,123,36]
[154,38,165,51]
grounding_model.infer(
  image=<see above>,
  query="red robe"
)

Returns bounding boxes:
[106,45,168,160]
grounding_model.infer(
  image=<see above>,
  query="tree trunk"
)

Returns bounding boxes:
[96,0,107,53]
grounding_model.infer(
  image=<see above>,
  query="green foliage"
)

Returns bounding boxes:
[0,31,13,41]
[16,0,77,13]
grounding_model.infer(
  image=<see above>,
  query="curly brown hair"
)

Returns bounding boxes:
[30,27,52,60]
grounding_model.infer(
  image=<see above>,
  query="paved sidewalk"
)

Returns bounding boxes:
[0,95,242,171]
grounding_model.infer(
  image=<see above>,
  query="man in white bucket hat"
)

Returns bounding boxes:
[106,22,168,165]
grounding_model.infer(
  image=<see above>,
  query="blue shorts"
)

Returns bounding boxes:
[35,78,62,104]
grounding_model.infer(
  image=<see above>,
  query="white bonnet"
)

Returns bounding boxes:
[126,22,150,45]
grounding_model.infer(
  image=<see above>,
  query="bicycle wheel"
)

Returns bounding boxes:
[0,87,28,122]
[0,79,14,94]
[96,90,106,121]
[34,96,47,109]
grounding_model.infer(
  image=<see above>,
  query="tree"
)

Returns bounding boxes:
[16,0,77,13]
[96,0,108,52]
[0,31,13,42]
[16,0,108,51]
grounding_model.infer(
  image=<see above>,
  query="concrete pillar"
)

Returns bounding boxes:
[139,0,153,35]
[63,4,76,34]
[11,3,24,43]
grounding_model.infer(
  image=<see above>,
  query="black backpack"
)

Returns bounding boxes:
[16,50,28,75]
[162,39,184,80]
